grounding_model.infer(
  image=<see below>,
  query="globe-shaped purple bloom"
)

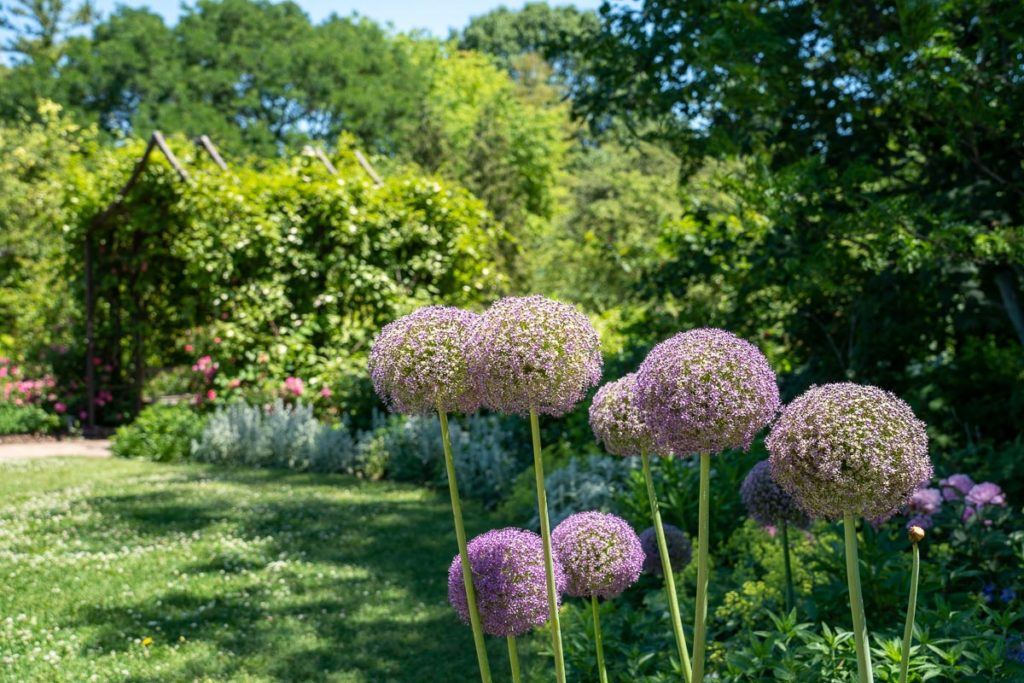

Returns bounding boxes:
[466,296,602,417]
[906,487,943,516]
[767,383,932,521]
[369,306,480,414]
[635,328,780,455]
[940,474,975,501]
[589,373,656,456]
[966,482,1007,507]
[448,528,567,637]
[551,511,643,599]
[740,460,811,529]
[638,523,692,575]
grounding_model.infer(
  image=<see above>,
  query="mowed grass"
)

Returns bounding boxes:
[0,458,538,682]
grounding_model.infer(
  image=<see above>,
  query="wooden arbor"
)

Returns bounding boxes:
[81,135,382,433]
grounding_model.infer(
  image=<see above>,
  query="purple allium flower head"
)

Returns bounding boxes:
[447,528,566,637]
[638,523,692,575]
[589,373,656,456]
[740,460,811,529]
[766,383,932,521]
[907,487,943,516]
[466,296,602,417]
[552,511,643,599]
[966,482,1007,507]
[635,328,780,455]
[940,474,975,501]
[369,306,480,414]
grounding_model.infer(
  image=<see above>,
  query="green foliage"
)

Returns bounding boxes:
[0,403,59,435]
[2,0,430,156]
[111,403,206,462]
[51,133,504,422]
[457,2,598,85]
[413,46,570,238]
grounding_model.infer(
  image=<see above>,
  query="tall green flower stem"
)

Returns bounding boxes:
[438,409,492,683]
[899,535,922,683]
[691,452,711,681]
[781,520,795,614]
[529,408,566,683]
[641,450,692,683]
[843,513,874,683]
[507,636,521,683]
[591,595,608,683]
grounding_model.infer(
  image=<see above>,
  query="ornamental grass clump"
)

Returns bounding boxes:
[552,511,643,683]
[590,373,692,680]
[740,459,809,612]
[467,295,602,683]
[767,382,931,683]
[448,528,567,683]
[369,306,492,682]
[636,328,779,682]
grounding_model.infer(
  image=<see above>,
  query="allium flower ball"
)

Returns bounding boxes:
[767,383,931,521]
[966,482,1007,507]
[589,373,656,456]
[906,487,943,516]
[369,306,480,414]
[740,460,811,529]
[940,474,975,501]
[448,528,566,637]
[635,328,780,455]
[465,296,602,416]
[638,524,692,575]
[551,511,643,599]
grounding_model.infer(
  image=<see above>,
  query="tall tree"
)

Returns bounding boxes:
[458,2,598,85]
[577,0,1024,344]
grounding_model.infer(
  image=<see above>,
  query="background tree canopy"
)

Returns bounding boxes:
[0,0,1020,478]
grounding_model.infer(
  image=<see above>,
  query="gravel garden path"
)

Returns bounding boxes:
[0,438,111,461]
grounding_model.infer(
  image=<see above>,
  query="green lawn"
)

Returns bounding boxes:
[0,458,535,682]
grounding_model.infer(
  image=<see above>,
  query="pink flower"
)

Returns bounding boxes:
[319,387,332,398]
[283,377,304,397]
[79,410,87,419]
[213,337,222,345]
[227,379,241,389]
[92,357,103,366]
[54,402,67,414]
[0,367,8,378]
[207,389,217,401]
[184,344,194,353]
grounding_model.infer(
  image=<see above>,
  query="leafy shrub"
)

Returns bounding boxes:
[191,400,355,472]
[111,403,206,461]
[0,403,59,435]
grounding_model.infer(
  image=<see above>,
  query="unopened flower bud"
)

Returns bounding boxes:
[908,525,926,544]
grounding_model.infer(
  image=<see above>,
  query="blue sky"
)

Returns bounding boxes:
[84,0,602,36]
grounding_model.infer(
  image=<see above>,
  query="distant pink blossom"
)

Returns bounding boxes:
[207,389,217,401]
[54,402,67,414]
[283,377,304,397]
[213,337,222,345]
[184,344,194,353]
[227,379,242,389]
[319,387,332,398]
